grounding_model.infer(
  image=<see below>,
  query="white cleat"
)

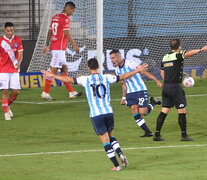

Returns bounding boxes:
[41,92,54,100]
[69,91,82,99]
[5,112,11,120]
[120,154,128,168]
[8,106,13,118]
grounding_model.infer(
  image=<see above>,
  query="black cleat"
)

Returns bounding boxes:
[181,136,195,141]
[140,131,153,137]
[150,97,161,105]
[153,135,165,141]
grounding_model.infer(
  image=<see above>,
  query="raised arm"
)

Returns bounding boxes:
[184,45,207,59]
[41,70,74,84]
[43,29,52,54]
[64,30,80,53]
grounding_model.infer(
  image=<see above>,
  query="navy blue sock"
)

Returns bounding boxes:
[103,142,119,167]
[133,113,151,133]
[110,136,122,157]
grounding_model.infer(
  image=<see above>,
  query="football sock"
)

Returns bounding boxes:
[178,113,187,137]
[110,136,122,157]
[8,94,17,106]
[146,103,154,115]
[103,142,119,167]
[1,99,8,113]
[43,77,53,94]
[61,73,74,92]
[133,113,151,133]
[155,112,167,137]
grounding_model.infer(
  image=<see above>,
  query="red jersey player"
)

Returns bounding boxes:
[41,1,82,100]
[0,22,23,120]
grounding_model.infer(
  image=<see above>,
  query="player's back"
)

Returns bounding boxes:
[76,74,118,117]
[50,13,70,50]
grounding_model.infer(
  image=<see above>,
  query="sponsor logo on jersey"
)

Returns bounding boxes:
[0,82,2,87]
[164,62,173,67]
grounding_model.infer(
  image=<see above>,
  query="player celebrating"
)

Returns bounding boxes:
[110,49,162,137]
[41,1,82,100]
[153,39,207,141]
[0,22,23,120]
[42,58,148,171]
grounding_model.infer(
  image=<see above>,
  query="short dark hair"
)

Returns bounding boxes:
[65,1,76,9]
[170,39,181,50]
[88,58,99,70]
[5,22,14,28]
[109,49,120,55]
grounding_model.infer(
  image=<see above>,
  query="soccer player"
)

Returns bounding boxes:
[41,1,82,100]
[0,22,23,120]
[42,58,148,171]
[110,49,163,137]
[153,39,207,141]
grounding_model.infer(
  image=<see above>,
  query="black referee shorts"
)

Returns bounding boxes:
[162,83,187,109]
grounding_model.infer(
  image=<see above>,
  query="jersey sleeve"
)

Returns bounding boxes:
[176,50,186,61]
[17,38,23,51]
[63,17,70,31]
[74,76,87,86]
[105,74,120,84]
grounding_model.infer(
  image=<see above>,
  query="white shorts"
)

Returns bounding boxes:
[0,73,21,90]
[50,50,66,68]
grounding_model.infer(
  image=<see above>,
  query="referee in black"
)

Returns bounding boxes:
[153,39,207,141]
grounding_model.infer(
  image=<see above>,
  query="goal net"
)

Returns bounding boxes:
[28,0,207,79]
[27,0,97,77]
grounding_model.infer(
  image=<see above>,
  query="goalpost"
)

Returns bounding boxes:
[28,0,207,79]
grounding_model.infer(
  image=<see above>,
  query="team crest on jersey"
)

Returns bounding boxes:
[65,19,69,23]
[0,83,2,87]
[13,43,18,48]
[58,62,63,66]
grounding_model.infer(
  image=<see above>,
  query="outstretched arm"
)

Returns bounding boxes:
[41,70,74,84]
[184,45,207,59]
[141,70,163,88]
[119,63,148,80]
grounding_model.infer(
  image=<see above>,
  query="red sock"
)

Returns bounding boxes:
[61,73,74,92]
[1,99,8,113]
[8,94,17,106]
[44,77,53,94]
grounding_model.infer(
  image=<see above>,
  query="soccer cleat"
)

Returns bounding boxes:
[110,166,121,171]
[69,91,82,99]
[140,131,153,137]
[153,135,165,141]
[120,154,128,168]
[5,112,11,120]
[41,92,54,100]
[8,106,13,118]
[181,135,195,141]
[150,97,161,105]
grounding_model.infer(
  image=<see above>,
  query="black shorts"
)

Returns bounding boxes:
[90,113,114,135]
[162,83,187,109]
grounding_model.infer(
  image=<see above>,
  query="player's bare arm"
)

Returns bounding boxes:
[160,69,164,80]
[184,45,207,58]
[64,30,80,53]
[120,80,127,105]
[43,29,52,54]
[141,70,163,88]
[15,51,23,70]
[41,70,74,84]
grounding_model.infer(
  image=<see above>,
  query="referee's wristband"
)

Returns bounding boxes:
[122,97,126,100]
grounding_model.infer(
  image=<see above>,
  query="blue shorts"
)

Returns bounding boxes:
[126,90,149,107]
[90,113,114,135]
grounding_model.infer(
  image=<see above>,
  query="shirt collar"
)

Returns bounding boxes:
[3,35,15,42]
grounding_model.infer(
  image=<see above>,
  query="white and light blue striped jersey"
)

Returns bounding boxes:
[115,60,147,93]
[74,74,119,117]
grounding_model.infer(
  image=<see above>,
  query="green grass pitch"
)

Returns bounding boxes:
[0,79,207,180]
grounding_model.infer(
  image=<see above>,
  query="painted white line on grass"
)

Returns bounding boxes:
[0,144,206,158]
[15,94,207,105]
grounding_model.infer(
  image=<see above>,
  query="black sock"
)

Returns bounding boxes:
[155,112,167,137]
[178,113,187,137]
